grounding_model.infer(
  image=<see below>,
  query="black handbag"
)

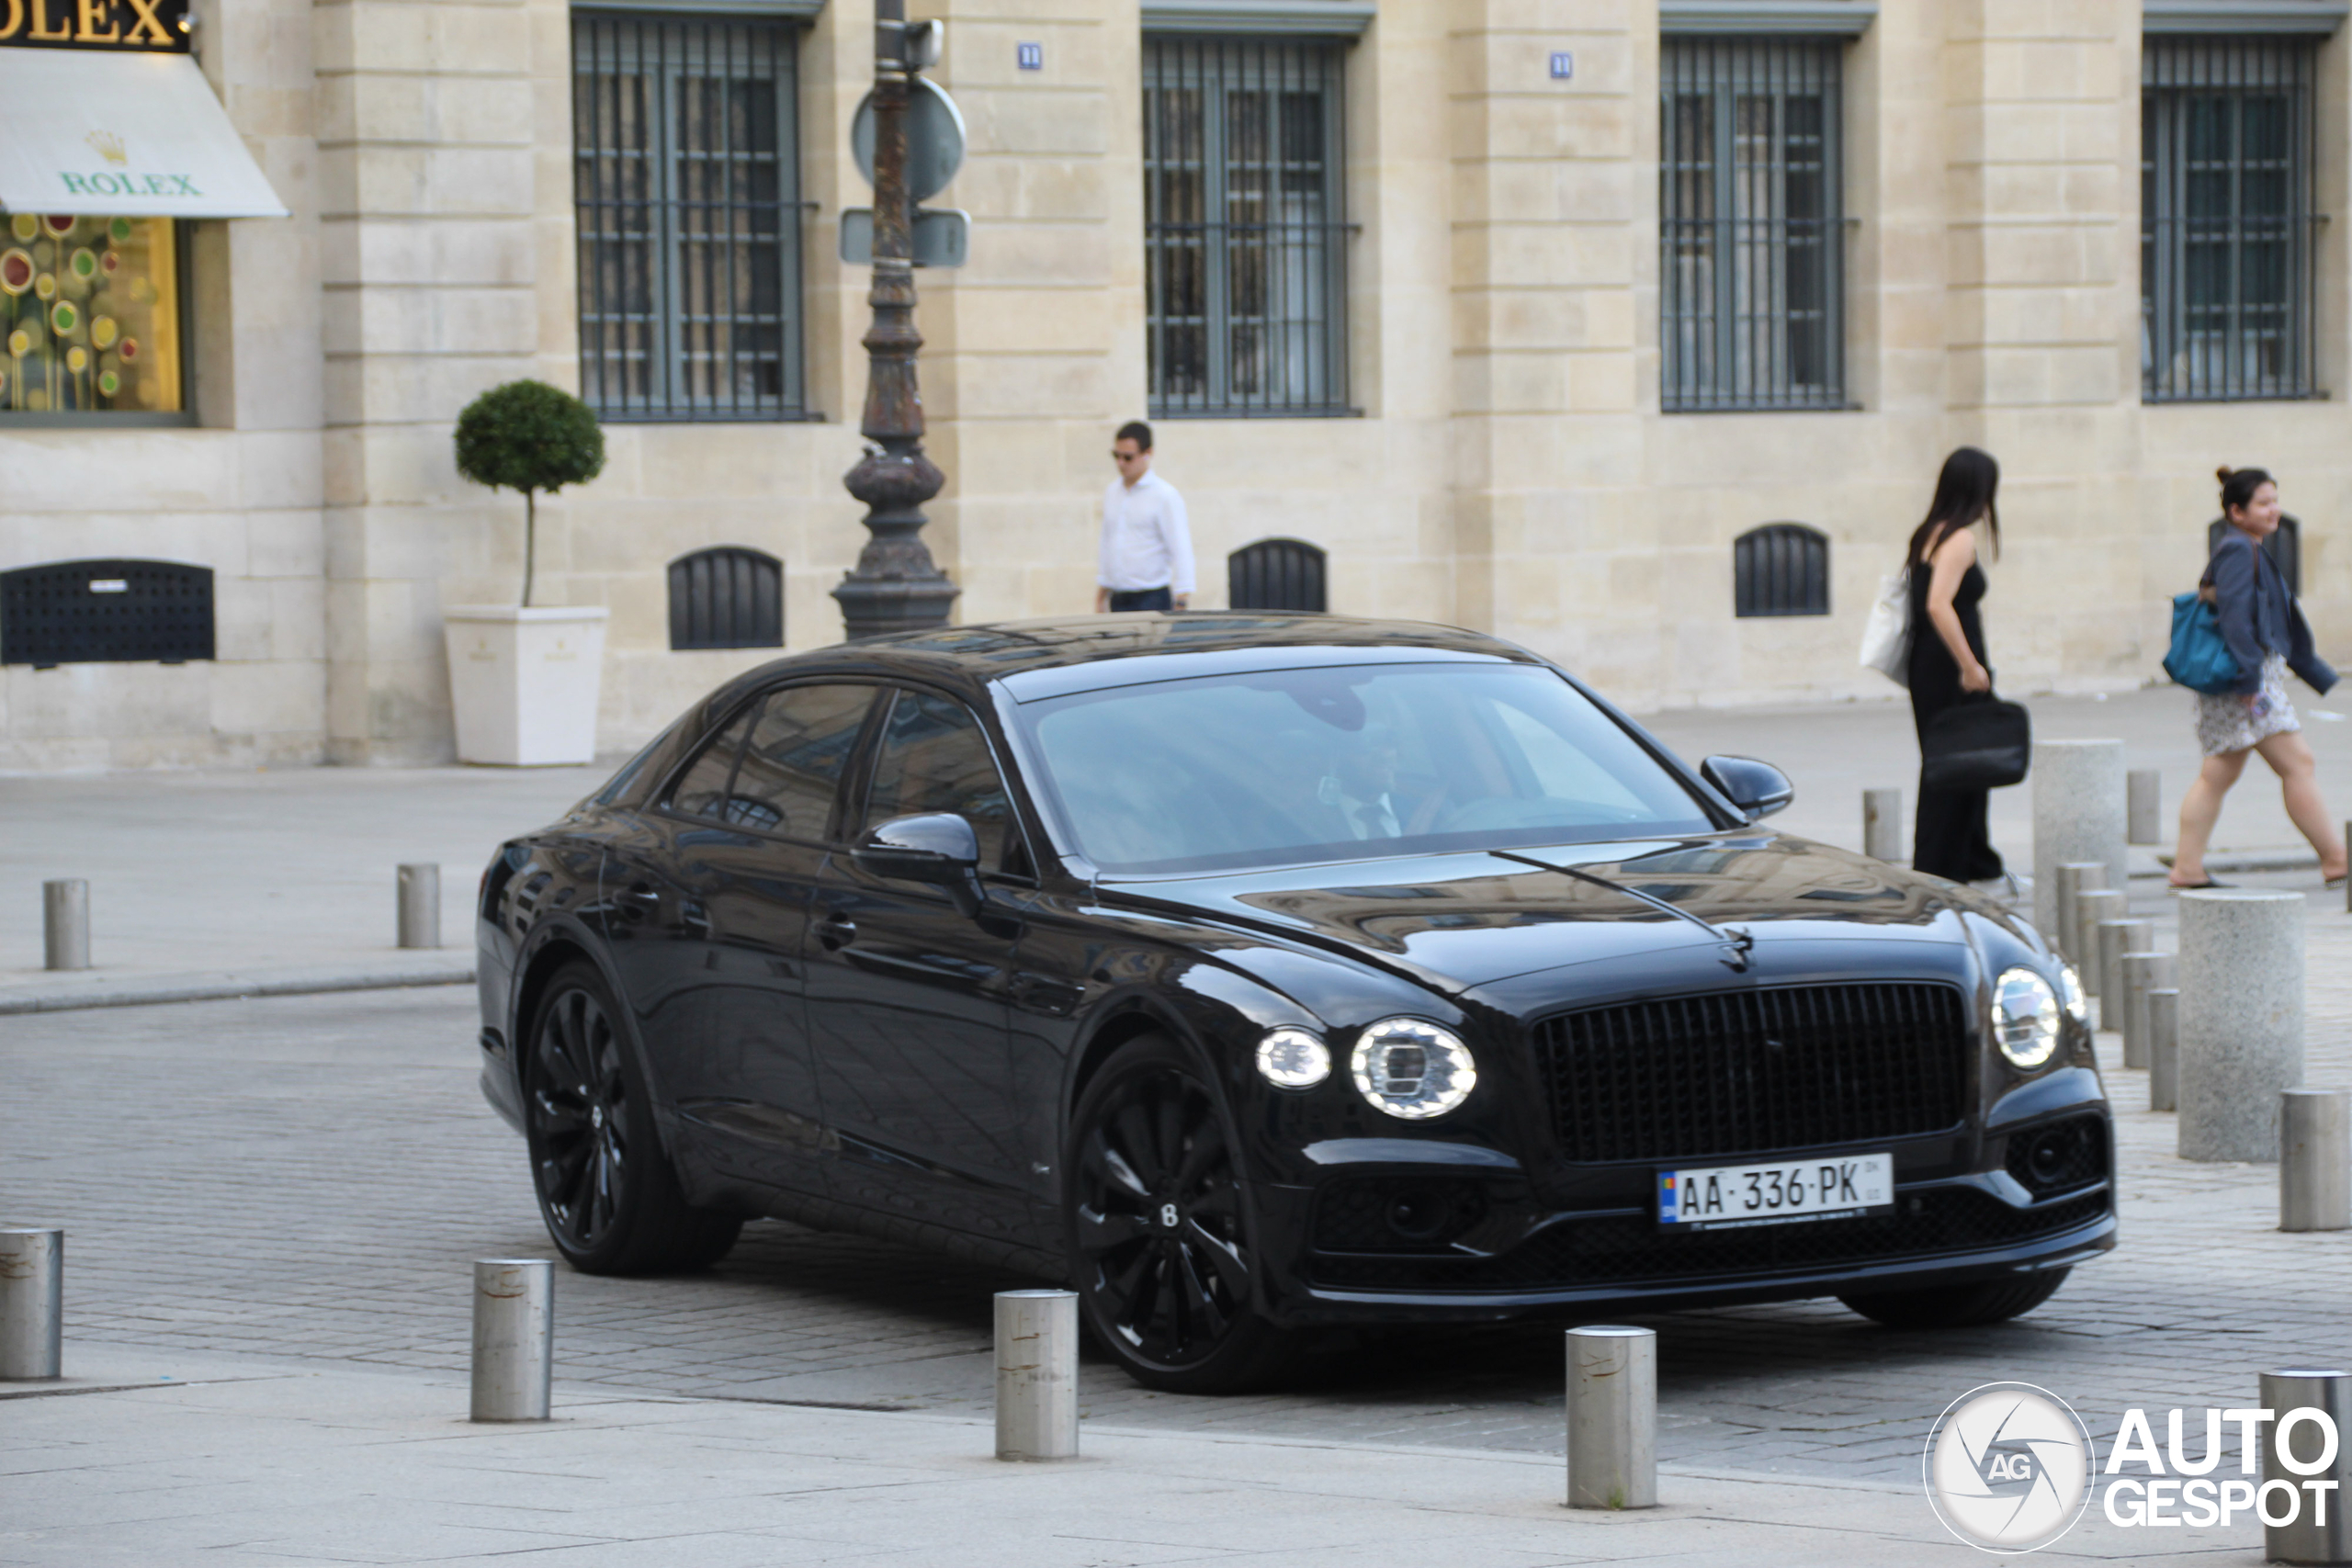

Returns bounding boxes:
[1921,695,2030,791]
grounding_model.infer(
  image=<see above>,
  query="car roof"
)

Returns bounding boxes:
[710,614,1544,710]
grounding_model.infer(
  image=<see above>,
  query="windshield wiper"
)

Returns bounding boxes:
[1496,852,1754,972]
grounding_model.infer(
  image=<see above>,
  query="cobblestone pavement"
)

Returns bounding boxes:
[5,906,2347,1484]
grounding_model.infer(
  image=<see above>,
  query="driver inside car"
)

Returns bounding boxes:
[1314,726,1443,840]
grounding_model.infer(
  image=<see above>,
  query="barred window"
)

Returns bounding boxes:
[2142,39,2318,402]
[1733,524,1828,617]
[573,12,803,421]
[1659,39,1845,412]
[1144,36,1350,417]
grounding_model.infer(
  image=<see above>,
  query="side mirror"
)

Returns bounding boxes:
[1701,755,1794,822]
[854,813,986,917]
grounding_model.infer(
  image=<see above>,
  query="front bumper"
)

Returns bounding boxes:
[1253,1104,2117,1326]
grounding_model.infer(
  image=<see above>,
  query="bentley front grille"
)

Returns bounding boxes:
[1532,982,1971,1164]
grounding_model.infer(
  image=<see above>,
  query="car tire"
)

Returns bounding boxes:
[523,960,742,1275]
[1838,1267,2071,1330]
[1065,1031,1301,1394]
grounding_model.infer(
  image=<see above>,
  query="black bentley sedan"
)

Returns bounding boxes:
[473,615,2114,1392]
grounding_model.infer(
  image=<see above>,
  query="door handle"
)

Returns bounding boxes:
[616,886,662,920]
[819,912,856,950]
[1012,973,1082,1017]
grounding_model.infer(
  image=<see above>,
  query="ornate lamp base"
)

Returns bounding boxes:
[834,443,961,640]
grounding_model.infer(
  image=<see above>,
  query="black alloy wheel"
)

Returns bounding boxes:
[1067,1032,1299,1393]
[524,962,741,1275]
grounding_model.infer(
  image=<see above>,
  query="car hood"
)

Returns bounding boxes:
[1102,831,2018,989]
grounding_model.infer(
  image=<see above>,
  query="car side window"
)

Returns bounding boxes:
[665,704,761,823]
[860,689,1014,874]
[729,684,877,840]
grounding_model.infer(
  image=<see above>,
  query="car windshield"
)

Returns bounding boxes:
[1013,661,1716,874]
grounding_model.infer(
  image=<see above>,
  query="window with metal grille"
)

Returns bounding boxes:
[1659,38,1845,412]
[668,546,783,649]
[1733,523,1828,617]
[2206,515,2301,596]
[1143,36,1351,417]
[1227,537,1328,612]
[573,12,803,421]
[2142,38,2319,402]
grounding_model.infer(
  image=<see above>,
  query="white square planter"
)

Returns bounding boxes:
[443,605,609,766]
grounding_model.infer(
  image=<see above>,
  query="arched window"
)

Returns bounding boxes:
[1733,524,1829,617]
[0,558,214,669]
[1227,538,1328,613]
[2207,515,2301,596]
[668,547,783,650]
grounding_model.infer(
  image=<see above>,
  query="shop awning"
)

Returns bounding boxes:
[0,50,287,219]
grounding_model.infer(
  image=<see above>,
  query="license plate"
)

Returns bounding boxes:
[1657,1152,1894,1231]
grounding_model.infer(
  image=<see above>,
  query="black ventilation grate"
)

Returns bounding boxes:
[2207,515,2300,596]
[0,558,214,668]
[668,546,783,650]
[1734,523,1830,616]
[1532,982,1970,1165]
[1227,537,1328,612]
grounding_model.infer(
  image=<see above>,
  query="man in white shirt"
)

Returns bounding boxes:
[1095,421,1194,613]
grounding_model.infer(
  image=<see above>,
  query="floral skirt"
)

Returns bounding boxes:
[2195,654,2301,756]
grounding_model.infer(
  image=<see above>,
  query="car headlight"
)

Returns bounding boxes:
[1993,967,2062,1069]
[2057,962,2088,1025]
[1350,1019,1476,1119]
[1255,1027,1331,1089]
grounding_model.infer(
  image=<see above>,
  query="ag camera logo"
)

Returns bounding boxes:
[1924,1382,2096,1553]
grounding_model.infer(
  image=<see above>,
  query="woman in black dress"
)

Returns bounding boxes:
[1905,447,2005,885]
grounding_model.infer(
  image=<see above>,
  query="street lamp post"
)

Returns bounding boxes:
[833,0,959,640]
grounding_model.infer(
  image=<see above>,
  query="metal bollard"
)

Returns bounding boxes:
[2096,918,2151,1028]
[2281,1090,2352,1234]
[2120,951,2175,1072]
[42,880,88,972]
[0,1230,62,1381]
[2260,1369,2352,1564]
[397,863,441,950]
[2147,989,2181,1112]
[2054,863,2108,964]
[2073,889,2124,998]
[2127,768,2162,846]
[470,1259,552,1421]
[1566,1325,1657,1509]
[1862,788,1904,863]
[994,1289,1079,1461]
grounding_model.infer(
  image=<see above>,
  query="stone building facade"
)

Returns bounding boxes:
[1,0,2346,768]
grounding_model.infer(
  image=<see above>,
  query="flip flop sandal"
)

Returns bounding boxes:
[2169,878,2232,891]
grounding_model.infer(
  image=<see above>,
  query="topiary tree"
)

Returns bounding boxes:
[453,379,606,607]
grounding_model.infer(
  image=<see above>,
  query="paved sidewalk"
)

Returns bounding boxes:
[0,763,603,1009]
[2,686,2345,1010]
[0,1352,2264,1565]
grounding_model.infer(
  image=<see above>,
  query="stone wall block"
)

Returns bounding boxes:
[211,659,328,736]
[211,577,277,662]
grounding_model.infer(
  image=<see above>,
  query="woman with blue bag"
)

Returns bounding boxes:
[2166,466,2346,890]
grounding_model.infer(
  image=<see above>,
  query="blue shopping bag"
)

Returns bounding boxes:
[2163,591,2241,695]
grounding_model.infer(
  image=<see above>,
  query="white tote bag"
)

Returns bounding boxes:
[1859,570,1912,687]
